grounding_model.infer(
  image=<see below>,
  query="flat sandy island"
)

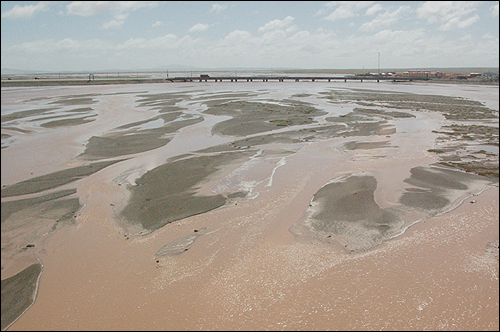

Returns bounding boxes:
[1,79,498,330]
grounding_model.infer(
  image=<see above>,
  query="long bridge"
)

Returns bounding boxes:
[167,75,426,83]
[1,73,428,87]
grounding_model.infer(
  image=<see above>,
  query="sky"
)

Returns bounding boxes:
[1,1,499,73]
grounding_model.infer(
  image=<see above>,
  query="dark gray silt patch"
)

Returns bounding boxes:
[120,152,251,232]
[78,117,202,160]
[1,263,42,331]
[398,165,488,211]
[310,175,399,238]
[1,160,123,198]
[1,188,79,223]
[298,165,495,253]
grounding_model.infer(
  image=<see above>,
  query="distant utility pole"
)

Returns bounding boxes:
[378,52,380,74]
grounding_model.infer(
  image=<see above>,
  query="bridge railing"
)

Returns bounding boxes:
[166,75,423,83]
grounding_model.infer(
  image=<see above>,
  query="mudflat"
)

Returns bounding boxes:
[1,80,498,330]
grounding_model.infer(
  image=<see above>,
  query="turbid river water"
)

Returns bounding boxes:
[1,80,498,330]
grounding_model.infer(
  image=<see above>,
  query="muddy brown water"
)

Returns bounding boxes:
[1,81,498,330]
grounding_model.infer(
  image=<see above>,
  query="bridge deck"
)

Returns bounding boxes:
[167,75,424,82]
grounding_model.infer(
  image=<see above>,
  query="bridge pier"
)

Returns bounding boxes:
[344,79,346,82]
[328,79,331,82]
[295,79,299,82]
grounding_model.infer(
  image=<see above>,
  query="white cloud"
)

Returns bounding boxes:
[2,1,498,71]
[359,6,410,32]
[491,3,499,17]
[113,1,158,12]
[222,30,253,44]
[258,16,295,32]
[210,3,228,14]
[67,1,114,16]
[459,34,473,41]
[65,1,157,30]
[324,1,374,21]
[1,1,50,19]
[102,13,129,29]
[188,23,210,33]
[416,1,480,30]
[288,30,311,43]
[365,4,383,16]
[285,25,299,34]
[325,6,355,21]
[439,14,480,31]
[325,1,374,10]
[261,30,287,45]
[66,1,157,16]
[315,8,327,16]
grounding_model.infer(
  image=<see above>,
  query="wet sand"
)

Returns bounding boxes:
[1,80,498,330]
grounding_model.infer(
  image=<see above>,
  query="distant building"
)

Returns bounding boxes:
[394,70,445,79]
